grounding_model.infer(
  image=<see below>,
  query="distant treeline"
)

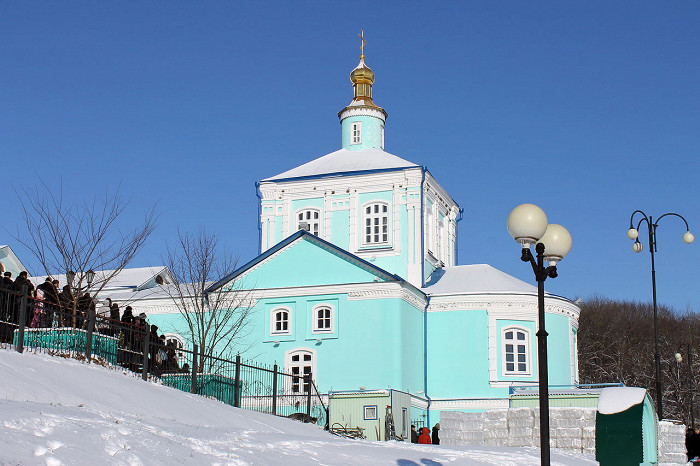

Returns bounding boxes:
[578,297,699,425]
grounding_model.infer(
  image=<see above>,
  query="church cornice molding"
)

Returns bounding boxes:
[427,293,580,323]
[258,168,424,200]
[423,172,459,211]
[347,284,427,309]
[229,281,425,309]
[338,106,387,122]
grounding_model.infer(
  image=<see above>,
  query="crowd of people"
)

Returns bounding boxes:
[410,423,440,445]
[0,270,187,376]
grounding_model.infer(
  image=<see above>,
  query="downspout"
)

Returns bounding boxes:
[455,207,464,264]
[423,294,431,428]
[255,181,262,254]
[420,167,427,286]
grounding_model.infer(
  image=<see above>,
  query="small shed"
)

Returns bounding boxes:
[595,387,658,466]
[328,390,411,441]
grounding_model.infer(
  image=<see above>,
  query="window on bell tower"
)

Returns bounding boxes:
[351,122,362,145]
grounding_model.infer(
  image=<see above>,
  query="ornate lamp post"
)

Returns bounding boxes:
[86,269,95,289]
[508,203,572,466]
[627,211,694,419]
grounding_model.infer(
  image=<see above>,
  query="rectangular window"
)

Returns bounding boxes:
[351,122,362,145]
[364,405,378,420]
[402,408,408,437]
[362,202,390,246]
[503,328,530,375]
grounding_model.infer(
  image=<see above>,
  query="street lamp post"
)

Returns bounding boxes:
[86,269,95,290]
[508,204,572,466]
[627,211,694,419]
[688,346,696,430]
[675,346,696,429]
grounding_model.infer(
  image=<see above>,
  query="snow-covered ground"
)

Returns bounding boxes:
[0,350,597,465]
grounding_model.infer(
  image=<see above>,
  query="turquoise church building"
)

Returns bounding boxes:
[129,46,581,428]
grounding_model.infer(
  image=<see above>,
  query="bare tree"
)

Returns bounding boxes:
[578,296,700,424]
[13,181,156,324]
[162,229,253,369]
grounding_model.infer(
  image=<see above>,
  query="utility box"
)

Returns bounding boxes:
[595,387,658,466]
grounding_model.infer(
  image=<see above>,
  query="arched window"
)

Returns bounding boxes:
[312,305,334,333]
[286,349,315,394]
[363,202,389,245]
[163,333,186,366]
[271,308,291,335]
[296,209,320,236]
[502,327,531,375]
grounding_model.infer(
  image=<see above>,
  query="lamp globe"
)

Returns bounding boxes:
[507,204,548,247]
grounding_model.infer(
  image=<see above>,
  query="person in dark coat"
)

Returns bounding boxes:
[58,285,74,327]
[118,306,135,367]
[2,271,12,288]
[37,278,58,327]
[417,427,431,444]
[109,302,120,322]
[164,338,180,373]
[13,271,33,294]
[77,292,95,329]
[148,324,160,373]
[431,423,440,445]
[410,425,418,443]
[13,271,34,326]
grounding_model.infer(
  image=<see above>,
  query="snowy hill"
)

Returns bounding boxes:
[0,350,596,465]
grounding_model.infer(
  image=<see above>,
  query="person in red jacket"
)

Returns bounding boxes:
[417,427,431,444]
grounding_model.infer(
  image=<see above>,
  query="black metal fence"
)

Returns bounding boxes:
[0,284,328,427]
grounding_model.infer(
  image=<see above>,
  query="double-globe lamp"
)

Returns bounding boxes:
[507,203,572,466]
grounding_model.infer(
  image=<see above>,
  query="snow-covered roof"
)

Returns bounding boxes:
[598,387,647,414]
[30,266,172,292]
[422,264,538,295]
[0,245,29,277]
[262,148,419,181]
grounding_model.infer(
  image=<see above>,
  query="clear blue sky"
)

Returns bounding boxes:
[2,2,699,311]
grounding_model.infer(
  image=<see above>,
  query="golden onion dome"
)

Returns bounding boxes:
[350,56,375,85]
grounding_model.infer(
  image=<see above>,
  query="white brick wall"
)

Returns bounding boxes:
[441,409,688,465]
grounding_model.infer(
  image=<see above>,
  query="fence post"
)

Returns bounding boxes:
[305,372,312,422]
[272,363,278,415]
[191,344,198,394]
[85,307,95,363]
[142,329,149,381]
[234,354,241,408]
[16,285,28,354]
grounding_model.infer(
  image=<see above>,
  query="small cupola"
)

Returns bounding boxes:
[339,31,387,151]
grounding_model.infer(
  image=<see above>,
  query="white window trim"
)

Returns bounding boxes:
[364,405,378,420]
[270,307,292,336]
[351,121,362,145]
[361,201,390,247]
[295,208,321,236]
[502,326,532,376]
[311,304,335,334]
[285,348,317,395]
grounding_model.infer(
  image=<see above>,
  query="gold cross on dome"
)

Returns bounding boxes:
[358,30,366,56]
